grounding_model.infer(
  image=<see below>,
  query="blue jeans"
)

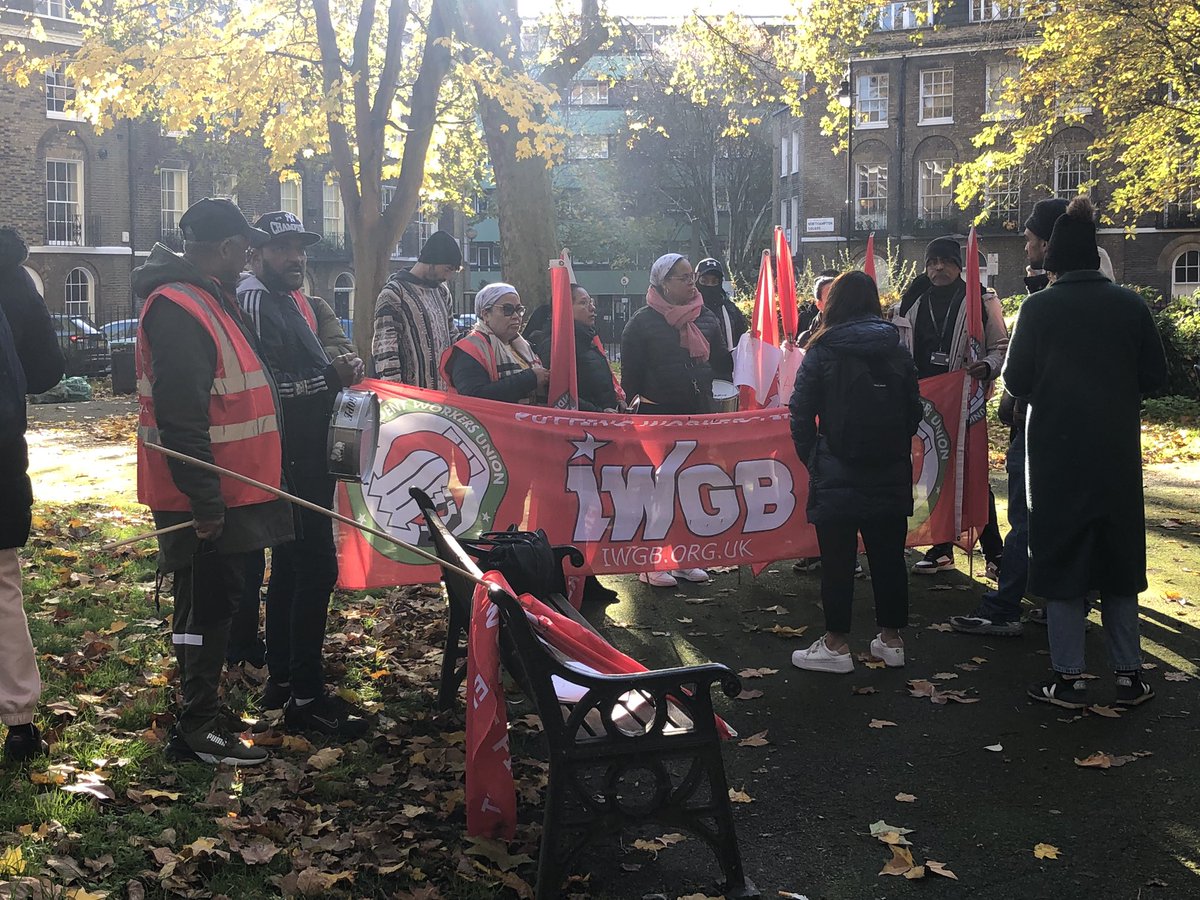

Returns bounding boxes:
[978,436,1028,623]
[1045,592,1142,675]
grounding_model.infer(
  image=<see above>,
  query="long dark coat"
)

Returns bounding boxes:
[1003,270,1167,600]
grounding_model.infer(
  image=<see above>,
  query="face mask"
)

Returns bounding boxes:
[698,283,724,303]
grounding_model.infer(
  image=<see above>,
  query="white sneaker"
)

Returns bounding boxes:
[791,637,854,674]
[671,567,710,583]
[638,571,678,588]
[869,634,905,667]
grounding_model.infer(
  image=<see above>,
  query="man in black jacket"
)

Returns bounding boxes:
[238,211,368,739]
[0,227,65,763]
[695,258,746,381]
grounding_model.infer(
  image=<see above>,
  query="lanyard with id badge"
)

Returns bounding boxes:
[926,294,961,372]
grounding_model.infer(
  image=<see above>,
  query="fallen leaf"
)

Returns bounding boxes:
[1165,671,1191,682]
[736,689,763,701]
[869,820,915,837]
[1033,842,1061,860]
[851,686,877,695]
[984,743,1003,752]
[927,622,953,632]
[765,624,808,637]
[875,831,913,846]
[306,747,344,771]
[903,864,927,880]
[676,617,693,624]
[895,793,916,803]
[728,787,753,803]
[879,845,915,876]
[464,837,533,871]
[684,598,710,605]
[238,839,279,866]
[931,672,959,680]
[869,719,897,729]
[737,730,770,748]
[926,859,958,880]
[1074,751,1138,769]
[1087,705,1123,718]
[737,667,779,678]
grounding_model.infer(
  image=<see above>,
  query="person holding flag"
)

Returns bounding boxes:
[535,283,623,412]
[894,237,1008,575]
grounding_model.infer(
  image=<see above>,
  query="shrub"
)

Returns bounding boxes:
[1143,289,1200,398]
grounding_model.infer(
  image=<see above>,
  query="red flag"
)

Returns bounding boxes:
[863,232,877,282]
[733,249,782,409]
[546,262,578,410]
[958,227,989,549]
[775,226,798,340]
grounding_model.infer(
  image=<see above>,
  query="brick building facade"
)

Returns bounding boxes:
[0,1,459,334]
[774,1,1200,300]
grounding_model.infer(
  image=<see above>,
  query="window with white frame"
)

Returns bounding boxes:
[855,162,888,231]
[568,135,609,160]
[984,168,1021,226]
[919,68,954,124]
[415,207,434,254]
[323,180,345,242]
[1054,151,1091,199]
[878,1,932,31]
[1167,184,1200,227]
[780,198,789,231]
[520,26,543,54]
[212,173,237,204]
[780,135,789,177]
[791,196,800,235]
[918,159,954,221]
[970,0,1024,21]
[333,272,354,319]
[37,0,75,19]
[46,159,83,246]
[633,26,655,52]
[856,73,889,128]
[569,82,609,106]
[280,175,303,218]
[1173,250,1200,298]
[160,168,188,235]
[791,129,800,173]
[45,67,76,118]
[64,267,93,319]
[985,60,1020,120]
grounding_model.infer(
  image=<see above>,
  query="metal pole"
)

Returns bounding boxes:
[846,62,854,241]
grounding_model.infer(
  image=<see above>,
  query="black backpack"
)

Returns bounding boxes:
[465,528,564,599]
[821,353,913,462]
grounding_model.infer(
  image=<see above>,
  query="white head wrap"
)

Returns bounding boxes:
[649,253,686,289]
[475,282,519,317]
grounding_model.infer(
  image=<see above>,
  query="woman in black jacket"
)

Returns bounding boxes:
[621,254,728,588]
[787,272,922,674]
[1,226,65,762]
[535,284,622,412]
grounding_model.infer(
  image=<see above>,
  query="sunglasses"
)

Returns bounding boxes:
[490,303,526,317]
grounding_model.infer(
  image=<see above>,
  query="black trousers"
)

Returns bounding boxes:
[172,548,249,738]
[227,549,266,665]
[264,483,339,699]
[930,489,1002,562]
[815,516,909,634]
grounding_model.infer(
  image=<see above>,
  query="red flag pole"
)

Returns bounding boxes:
[775,226,798,340]
[546,260,578,410]
[863,232,877,282]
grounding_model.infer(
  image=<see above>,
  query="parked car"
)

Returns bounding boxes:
[452,313,477,339]
[51,314,109,377]
[101,318,139,350]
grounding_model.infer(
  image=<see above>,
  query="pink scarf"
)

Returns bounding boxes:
[645,287,710,361]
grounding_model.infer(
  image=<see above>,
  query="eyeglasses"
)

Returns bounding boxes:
[668,273,696,283]
[490,303,526,317]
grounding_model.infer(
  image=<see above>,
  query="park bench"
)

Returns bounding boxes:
[410,487,759,900]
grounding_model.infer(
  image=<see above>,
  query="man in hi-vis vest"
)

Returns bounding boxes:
[237,211,369,740]
[134,198,294,766]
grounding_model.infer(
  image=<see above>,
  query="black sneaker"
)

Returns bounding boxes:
[1028,678,1089,709]
[284,693,370,740]
[792,557,821,574]
[260,680,291,712]
[3,723,46,764]
[950,609,1023,637]
[167,727,268,766]
[1114,673,1154,707]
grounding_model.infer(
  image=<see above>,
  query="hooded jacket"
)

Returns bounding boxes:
[1,243,64,549]
[788,317,921,525]
[698,284,747,380]
[132,244,293,571]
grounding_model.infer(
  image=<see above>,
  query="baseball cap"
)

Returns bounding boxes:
[696,257,725,279]
[179,198,271,246]
[254,211,322,246]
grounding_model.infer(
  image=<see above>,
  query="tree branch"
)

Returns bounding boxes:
[311,0,360,214]
[538,0,609,90]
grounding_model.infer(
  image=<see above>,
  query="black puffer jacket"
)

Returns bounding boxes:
[537,321,619,412]
[1,235,65,550]
[620,304,731,415]
[788,317,921,526]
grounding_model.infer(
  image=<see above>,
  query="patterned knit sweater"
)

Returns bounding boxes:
[371,269,453,388]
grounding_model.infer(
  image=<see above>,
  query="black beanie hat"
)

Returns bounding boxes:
[925,236,962,269]
[1044,195,1100,274]
[1024,198,1069,242]
[418,230,463,266]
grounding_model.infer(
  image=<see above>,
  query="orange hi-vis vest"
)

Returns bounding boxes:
[289,289,318,334]
[439,331,500,390]
[136,281,282,512]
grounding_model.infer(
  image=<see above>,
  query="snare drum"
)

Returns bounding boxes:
[327,388,380,482]
[711,379,739,413]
